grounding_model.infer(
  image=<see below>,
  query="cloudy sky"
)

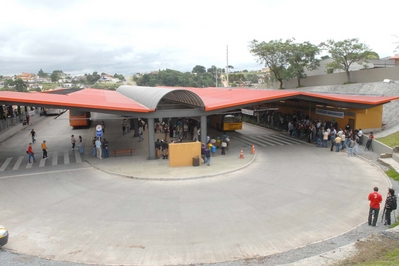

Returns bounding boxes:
[1,0,398,76]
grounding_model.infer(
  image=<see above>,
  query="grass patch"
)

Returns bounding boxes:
[385,169,399,182]
[41,83,59,90]
[377,131,399,148]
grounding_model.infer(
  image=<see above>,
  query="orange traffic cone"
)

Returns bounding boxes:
[239,149,244,159]
[251,145,255,154]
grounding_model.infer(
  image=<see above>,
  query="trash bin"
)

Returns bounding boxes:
[192,157,200,166]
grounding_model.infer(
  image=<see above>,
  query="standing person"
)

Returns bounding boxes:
[334,134,342,152]
[102,138,109,158]
[221,137,227,155]
[26,114,30,125]
[155,139,161,159]
[161,140,169,159]
[353,135,360,155]
[322,129,329,148]
[204,146,211,166]
[101,121,105,134]
[41,140,48,159]
[95,137,102,159]
[163,124,169,141]
[358,128,363,145]
[92,137,97,157]
[122,120,127,136]
[27,143,36,163]
[347,138,355,157]
[29,129,37,143]
[71,135,76,150]
[384,188,397,226]
[368,187,383,226]
[78,135,84,154]
[138,125,144,141]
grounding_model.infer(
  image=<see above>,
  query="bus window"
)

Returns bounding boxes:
[69,110,91,128]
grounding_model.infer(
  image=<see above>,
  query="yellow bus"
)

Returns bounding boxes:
[69,110,91,128]
[210,114,242,131]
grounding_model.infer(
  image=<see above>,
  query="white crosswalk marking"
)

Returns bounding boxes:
[52,151,58,166]
[1,149,83,172]
[75,150,82,163]
[0,158,12,171]
[26,161,33,169]
[64,150,70,164]
[13,156,24,170]
[233,134,306,147]
[39,157,46,167]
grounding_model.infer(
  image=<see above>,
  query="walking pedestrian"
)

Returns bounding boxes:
[368,187,382,226]
[41,140,48,159]
[78,135,84,153]
[384,188,397,226]
[29,129,37,143]
[71,135,76,150]
[138,125,144,141]
[27,143,36,163]
[95,137,102,159]
[102,138,109,158]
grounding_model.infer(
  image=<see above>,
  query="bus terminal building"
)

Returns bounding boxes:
[0,85,398,159]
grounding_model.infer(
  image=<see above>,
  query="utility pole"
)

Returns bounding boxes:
[226,45,229,87]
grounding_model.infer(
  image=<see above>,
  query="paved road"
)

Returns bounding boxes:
[0,116,390,265]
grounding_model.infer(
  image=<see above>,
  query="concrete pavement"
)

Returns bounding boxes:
[1,113,399,266]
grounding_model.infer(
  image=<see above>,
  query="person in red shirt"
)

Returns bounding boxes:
[368,187,383,226]
[27,143,36,163]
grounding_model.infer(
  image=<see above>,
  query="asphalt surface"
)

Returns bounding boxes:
[0,111,398,266]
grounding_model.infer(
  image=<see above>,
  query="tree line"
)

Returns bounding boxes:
[249,38,377,89]
[0,70,125,92]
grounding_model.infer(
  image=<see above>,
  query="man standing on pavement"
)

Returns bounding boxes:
[29,129,37,143]
[41,140,48,159]
[138,125,144,141]
[102,138,109,158]
[27,143,36,163]
[95,137,102,159]
[71,135,76,150]
[368,187,383,226]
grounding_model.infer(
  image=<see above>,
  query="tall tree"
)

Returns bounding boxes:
[13,78,28,92]
[37,69,48,78]
[320,38,372,83]
[192,65,206,74]
[287,41,320,87]
[249,39,292,89]
[50,70,63,82]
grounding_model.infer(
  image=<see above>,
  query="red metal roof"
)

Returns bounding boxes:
[0,88,150,112]
[183,87,300,111]
[0,87,398,113]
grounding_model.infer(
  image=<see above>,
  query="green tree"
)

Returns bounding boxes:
[320,38,372,83]
[287,41,320,87]
[192,65,206,74]
[50,70,63,82]
[13,78,28,92]
[249,39,293,89]
[84,71,101,84]
[37,69,48,78]
[113,73,125,81]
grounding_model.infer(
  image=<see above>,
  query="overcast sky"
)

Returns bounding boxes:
[1,0,398,77]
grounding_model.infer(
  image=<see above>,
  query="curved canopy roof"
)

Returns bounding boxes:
[0,86,398,116]
[117,86,205,110]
